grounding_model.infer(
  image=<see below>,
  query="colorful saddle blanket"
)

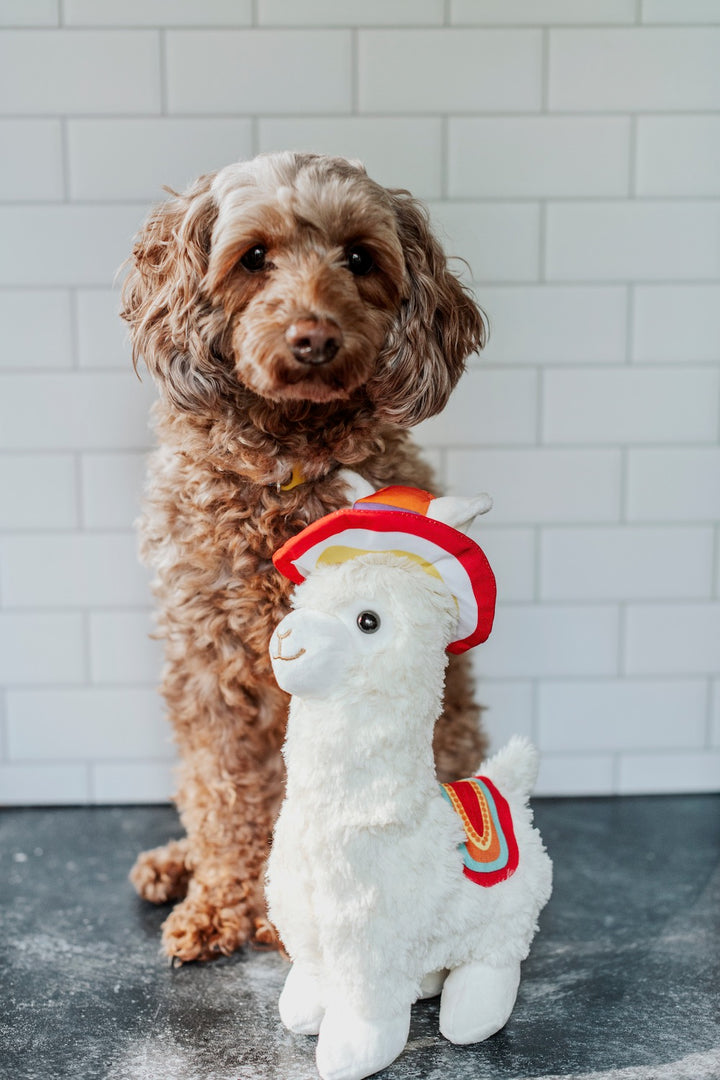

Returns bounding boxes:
[439,775,519,887]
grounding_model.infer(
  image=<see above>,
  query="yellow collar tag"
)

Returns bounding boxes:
[279,464,307,492]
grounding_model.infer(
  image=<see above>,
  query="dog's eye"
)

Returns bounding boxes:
[240,244,267,272]
[346,246,375,277]
[357,611,380,634]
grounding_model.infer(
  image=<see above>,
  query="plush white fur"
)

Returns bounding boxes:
[266,554,552,1080]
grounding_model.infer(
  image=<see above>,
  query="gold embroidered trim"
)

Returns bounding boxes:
[440,781,493,852]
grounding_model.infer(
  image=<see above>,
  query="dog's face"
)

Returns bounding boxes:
[206,156,406,406]
[122,152,485,427]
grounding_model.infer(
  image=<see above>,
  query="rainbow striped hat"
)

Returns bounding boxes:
[273,485,496,654]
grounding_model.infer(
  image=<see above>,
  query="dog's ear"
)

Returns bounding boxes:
[367,191,486,427]
[120,173,231,413]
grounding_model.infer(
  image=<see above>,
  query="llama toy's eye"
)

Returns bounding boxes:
[357,611,380,634]
[240,244,267,272]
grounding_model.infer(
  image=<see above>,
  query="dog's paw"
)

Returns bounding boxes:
[160,891,254,963]
[253,915,282,950]
[130,839,191,904]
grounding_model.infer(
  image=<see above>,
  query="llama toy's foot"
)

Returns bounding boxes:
[439,960,521,1044]
[279,963,325,1035]
[316,1002,410,1080]
[416,969,448,1000]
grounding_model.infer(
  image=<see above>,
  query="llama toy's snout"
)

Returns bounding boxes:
[272,625,305,663]
[269,610,350,698]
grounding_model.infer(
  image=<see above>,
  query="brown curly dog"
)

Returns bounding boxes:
[121,151,487,964]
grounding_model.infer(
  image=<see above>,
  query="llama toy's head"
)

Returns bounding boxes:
[270,554,459,700]
[270,483,497,703]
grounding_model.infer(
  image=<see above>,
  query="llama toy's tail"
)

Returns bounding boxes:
[480,736,540,801]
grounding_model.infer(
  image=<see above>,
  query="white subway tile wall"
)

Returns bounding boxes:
[0,31,162,114]
[67,118,255,201]
[545,202,720,281]
[0,291,74,369]
[632,284,720,364]
[258,118,445,198]
[0,3,717,804]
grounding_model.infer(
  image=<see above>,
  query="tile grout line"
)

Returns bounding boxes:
[0,694,7,762]
[86,761,95,804]
[535,367,544,447]
[81,606,93,688]
[68,289,80,371]
[617,602,627,678]
[0,704,14,773]
[59,116,71,202]
[14,18,720,29]
[704,678,714,749]
[537,202,547,282]
[530,679,540,747]
[351,29,359,115]
[6,110,720,121]
[628,113,638,197]
[533,526,542,605]
[8,194,720,206]
[625,285,635,365]
[541,27,550,112]
[619,446,629,523]
[74,451,84,530]
[367,672,713,685]
[4,280,720,294]
[441,116,450,199]
[158,30,168,116]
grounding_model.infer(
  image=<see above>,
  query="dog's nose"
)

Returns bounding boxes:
[285,318,343,365]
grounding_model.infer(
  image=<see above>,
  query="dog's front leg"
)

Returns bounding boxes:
[159,725,286,963]
[136,621,289,962]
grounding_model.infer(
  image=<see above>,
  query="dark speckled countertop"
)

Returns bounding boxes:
[1,796,719,1080]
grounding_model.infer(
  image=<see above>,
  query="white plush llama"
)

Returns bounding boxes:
[266,488,552,1080]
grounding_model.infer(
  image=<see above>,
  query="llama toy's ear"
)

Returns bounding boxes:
[337,469,376,506]
[427,494,493,534]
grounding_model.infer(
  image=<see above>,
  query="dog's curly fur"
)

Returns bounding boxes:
[121,152,487,963]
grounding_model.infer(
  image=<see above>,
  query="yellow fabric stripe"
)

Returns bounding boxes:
[316,545,443,580]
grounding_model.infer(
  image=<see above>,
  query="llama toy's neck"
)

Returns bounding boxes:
[283,682,445,827]
[272,555,464,827]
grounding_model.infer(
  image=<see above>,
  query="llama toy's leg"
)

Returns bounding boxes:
[316,1000,411,1080]
[416,969,448,1000]
[279,962,325,1035]
[439,960,521,1044]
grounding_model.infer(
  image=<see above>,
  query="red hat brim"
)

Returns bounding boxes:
[273,506,496,654]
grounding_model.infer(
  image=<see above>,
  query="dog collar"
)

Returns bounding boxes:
[278,464,307,492]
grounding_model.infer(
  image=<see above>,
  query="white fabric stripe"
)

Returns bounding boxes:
[293,526,477,639]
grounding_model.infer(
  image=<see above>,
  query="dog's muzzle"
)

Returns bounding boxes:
[285,318,343,366]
